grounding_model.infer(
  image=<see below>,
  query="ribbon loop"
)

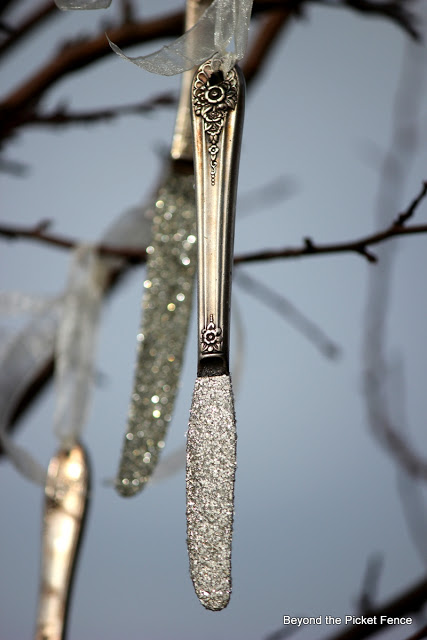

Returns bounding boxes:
[109,0,253,76]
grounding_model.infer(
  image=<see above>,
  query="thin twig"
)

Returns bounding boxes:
[0,10,185,142]
[266,576,427,640]
[1,219,426,264]
[403,623,427,640]
[235,182,427,264]
[339,0,420,41]
[0,0,419,144]
[1,182,426,263]
[255,0,420,39]
[19,93,176,129]
[395,181,427,224]
[242,7,294,87]
[236,270,340,359]
[322,576,427,640]
[0,219,149,262]
[362,37,427,488]
[355,554,384,615]
[0,1,57,60]
[234,222,427,264]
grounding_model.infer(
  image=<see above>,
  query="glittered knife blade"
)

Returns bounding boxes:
[186,374,236,611]
[116,172,196,496]
[116,0,212,497]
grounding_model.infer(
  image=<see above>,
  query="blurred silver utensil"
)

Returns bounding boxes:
[35,443,90,640]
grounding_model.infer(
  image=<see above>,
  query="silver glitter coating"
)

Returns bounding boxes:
[186,374,236,611]
[116,172,196,497]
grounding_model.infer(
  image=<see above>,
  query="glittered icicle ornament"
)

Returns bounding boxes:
[115,0,213,497]
[116,173,196,496]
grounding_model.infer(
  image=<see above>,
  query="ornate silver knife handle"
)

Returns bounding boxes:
[192,60,245,377]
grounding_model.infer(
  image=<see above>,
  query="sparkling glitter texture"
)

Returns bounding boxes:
[186,374,236,611]
[117,172,196,496]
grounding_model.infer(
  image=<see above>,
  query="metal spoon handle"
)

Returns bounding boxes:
[191,61,245,376]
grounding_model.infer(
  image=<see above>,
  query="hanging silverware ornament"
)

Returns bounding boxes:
[116,0,212,497]
[186,59,245,611]
[33,245,104,639]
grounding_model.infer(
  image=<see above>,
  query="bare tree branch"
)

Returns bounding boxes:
[18,93,176,129]
[336,0,420,41]
[1,181,426,263]
[355,554,384,614]
[403,623,427,640]
[0,218,149,262]
[234,182,427,264]
[256,0,421,39]
[0,0,420,145]
[0,10,185,142]
[265,575,427,640]
[322,575,427,640]
[242,7,294,86]
[362,35,427,495]
[235,270,341,358]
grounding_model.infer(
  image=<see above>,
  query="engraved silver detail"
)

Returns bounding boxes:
[193,62,238,185]
[201,314,223,353]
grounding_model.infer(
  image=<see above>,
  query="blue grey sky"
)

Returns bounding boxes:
[1,1,427,639]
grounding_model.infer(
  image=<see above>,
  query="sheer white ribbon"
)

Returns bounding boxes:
[109,0,253,75]
[55,0,253,75]
[53,245,107,448]
[0,247,106,484]
[0,298,60,485]
[0,203,152,484]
